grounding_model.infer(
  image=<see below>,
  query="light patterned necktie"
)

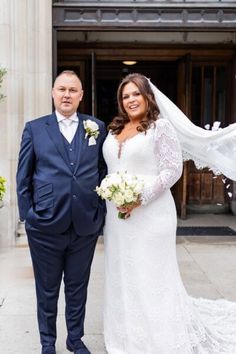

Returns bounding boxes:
[61,118,76,143]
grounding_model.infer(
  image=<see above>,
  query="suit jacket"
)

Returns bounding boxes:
[16,112,107,236]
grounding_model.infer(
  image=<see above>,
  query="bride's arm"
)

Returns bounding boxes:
[141,119,183,205]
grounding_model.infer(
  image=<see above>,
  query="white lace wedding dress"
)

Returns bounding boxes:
[102,118,236,354]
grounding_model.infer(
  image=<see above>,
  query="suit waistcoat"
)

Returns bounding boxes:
[61,130,79,174]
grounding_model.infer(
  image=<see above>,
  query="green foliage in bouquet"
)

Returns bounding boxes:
[0,67,7,102]
[0,177,7,201]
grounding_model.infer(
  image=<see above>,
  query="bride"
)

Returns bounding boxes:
[102,73,236,353]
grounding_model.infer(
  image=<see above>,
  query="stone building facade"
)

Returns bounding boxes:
[0,0,236,246]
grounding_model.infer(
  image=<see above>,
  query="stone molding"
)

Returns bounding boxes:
[53,3,236,30]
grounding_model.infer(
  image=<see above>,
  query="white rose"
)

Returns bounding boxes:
[119,181,127,192]
[113,192,125,206]
[103,189,112,199]
[100,177,110,190]
[124,190,135,203]
[85,120,99,131]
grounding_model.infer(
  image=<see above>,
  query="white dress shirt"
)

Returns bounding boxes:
[56,111,79,143]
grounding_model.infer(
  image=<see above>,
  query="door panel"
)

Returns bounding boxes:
[201,173,213,202]
[188,63,230,211]
[213,177,225,205]
[188,170,201,202]
[176,55,191,218]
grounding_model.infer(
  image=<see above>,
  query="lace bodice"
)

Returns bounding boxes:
[103,118,183,205]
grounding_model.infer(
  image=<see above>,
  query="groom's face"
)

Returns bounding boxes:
[52,74,84,117]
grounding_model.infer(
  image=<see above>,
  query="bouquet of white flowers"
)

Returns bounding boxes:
[96,172,144,219]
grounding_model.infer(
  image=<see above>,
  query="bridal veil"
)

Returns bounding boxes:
[148,79,236,181]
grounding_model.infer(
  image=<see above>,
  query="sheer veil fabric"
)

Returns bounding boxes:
[148,79,236,181]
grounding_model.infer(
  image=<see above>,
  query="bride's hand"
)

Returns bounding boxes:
[117,200,141,215]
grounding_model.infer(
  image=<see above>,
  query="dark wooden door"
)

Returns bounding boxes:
[187,64,230,212]
[175,55,192,219]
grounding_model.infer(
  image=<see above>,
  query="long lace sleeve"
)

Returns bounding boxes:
[141,119,183,205]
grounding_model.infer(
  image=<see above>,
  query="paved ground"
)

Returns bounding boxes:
[0,214,236,354]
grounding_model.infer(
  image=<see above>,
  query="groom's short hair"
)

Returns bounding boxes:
[53,70,82,87]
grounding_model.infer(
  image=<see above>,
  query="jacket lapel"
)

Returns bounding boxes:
[45,113,71,168]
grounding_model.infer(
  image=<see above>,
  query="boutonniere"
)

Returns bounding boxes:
[83,119,100,146]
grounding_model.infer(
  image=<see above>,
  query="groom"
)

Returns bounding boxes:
[16,71,107,354]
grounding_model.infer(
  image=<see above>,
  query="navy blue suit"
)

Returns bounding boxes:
[16,112,107,352]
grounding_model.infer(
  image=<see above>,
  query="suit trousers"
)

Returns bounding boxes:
[25,222,98,350]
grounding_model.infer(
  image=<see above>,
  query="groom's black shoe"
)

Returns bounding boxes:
[67,339,91,354]
[41,345,56,354]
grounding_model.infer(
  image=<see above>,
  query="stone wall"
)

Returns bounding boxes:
[0,0,52,247]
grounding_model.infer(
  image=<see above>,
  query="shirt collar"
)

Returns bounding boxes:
[55,111,79,123]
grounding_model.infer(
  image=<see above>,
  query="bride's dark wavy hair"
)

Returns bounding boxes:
[108,73,160,135]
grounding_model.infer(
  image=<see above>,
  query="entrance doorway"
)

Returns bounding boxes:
[57,58,178,123]
[96,60,178,125]
[57,50,232,217]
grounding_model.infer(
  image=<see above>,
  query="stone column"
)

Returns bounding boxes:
[0,0,52,247]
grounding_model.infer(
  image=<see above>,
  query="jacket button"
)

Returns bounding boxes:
[72,195,77,199]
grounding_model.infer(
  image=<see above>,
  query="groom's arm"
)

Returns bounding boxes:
[16,122,35,221]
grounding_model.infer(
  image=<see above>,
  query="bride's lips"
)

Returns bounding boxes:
[128,105,139,110]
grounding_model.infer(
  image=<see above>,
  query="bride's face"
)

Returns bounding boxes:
[122,82,148,121]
